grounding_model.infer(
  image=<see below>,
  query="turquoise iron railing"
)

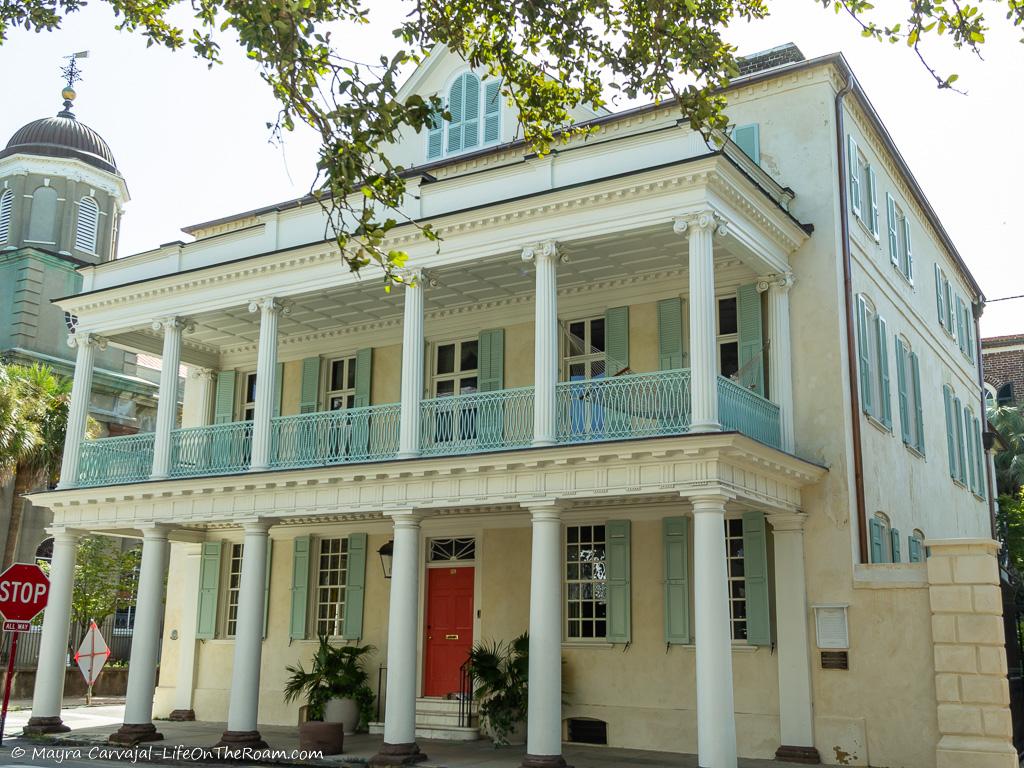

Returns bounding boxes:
[271,402,402,468]
[717,376,782,449]
[555,369,692,445]
[170,421,254,477]
[77,433,155,487]
[420,387,534,456]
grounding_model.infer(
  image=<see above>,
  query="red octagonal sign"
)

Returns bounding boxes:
[0,564,50,623]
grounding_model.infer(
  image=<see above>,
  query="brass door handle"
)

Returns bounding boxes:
[445,634,459,640]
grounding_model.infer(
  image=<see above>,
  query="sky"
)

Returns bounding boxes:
[0,2,1021,335]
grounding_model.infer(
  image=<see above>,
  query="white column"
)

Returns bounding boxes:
[57,333,103,489]
[523,502,566,767]
[760,274,796,453]
[171,543,202,718]
[376,510,426,764]
[248,298,287,471]
[676,212,721,433]
[182,368,216,429]
[150,318,188,479]
[691,494,737,768]
[522,241,561,447]
[217,519,272,749]
[398,274,425,459]
[111,526,170,744]
[25,529,79,734]
[768,513,818,762]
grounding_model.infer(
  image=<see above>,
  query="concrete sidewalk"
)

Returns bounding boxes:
[21,713,813,768]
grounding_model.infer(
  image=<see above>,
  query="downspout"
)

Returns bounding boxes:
[835,76,870,564]
[974,307,998,538]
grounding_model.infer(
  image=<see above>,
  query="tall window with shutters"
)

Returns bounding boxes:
[563,318,606,381]
[426,73,502,160]
[565,524,607,640]
[315,537,349,637]
[0,188,12,244]
[240,372,258,421]
[75,195,100,254]
[855,295,892,429]
[886,195,913,283]
[895,337,925,455]
[325,356,357,411]
[725,519,748,641]
[847,136,879,238]
[225,543,244,637]
[869,512,894,563]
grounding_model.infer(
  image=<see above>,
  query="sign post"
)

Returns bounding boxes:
[0,563,51,746]
[75,620,110,705]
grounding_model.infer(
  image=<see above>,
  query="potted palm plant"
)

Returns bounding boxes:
[284,637,376,752]
[466,632,529,746]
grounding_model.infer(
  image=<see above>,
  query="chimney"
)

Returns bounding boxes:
[736,43,806,77]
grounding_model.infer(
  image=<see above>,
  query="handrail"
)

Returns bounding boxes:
[458,658,475,728]
[716,376,782,449]
[77,432,155,487]
[170,420,253,477]
[420,387,534,456]
[271,402,401,468]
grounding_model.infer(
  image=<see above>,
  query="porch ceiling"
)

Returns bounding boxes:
[107,224,740,364]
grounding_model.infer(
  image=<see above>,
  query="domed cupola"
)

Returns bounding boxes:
[1,110,118,175]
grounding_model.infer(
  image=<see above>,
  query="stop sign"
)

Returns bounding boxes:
[0,564,50,622]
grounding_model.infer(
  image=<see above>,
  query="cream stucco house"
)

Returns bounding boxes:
[22,44,1014,768]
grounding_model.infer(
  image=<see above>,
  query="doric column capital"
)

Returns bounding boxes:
[756,272,796,294]
[44,526,84,543]
[238,517,274,535]
[521,499,564,520]
[384,507,426,527]
[767,511,808,533]
[136,523,174,541]
[151,316,195,334]
[521,240,566,264]
[247,297,290,317]
[67,331,106,350]
[673,209,728,237]
[685,491,736,513]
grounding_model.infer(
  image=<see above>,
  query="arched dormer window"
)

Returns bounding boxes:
[26,185,58,244]
[426,73,502,160]
[0,189,12,244]
[75,195,100,254]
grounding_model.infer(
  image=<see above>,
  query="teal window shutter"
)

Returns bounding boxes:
[462,73,480,149]
[447,74,465,152]
[213,370,236,424]
[954,396,967,484]
[943,385,956,478]
[289,535,311,640]
[875,316,891,428]
[263,538,273,639]
[343,533,367,640]
[272,361,284,418]
[856,297,873,415]
[965,408,977,493]
[483,80,501,144]
[656,297,684,370]
[733,124,760,165]
[426,108,444,160]
[477,329,505,392]
[663,516,691,644]
[847,135,861,217]
[908,535,923,563]
[902,217,914,282]
[886,194,899,266]
[354,348,373,407]
[299,357,321,414]
[895,340,910,444]
[945,279,955,334]
[867,165,879,236]
[975,417,987,500]
[737,283,764,395]
[956,297,967,353]
[604,306,630,375]
[196,541,222,640]
[911,352,925,454]
[606,520,632,644]
[869,518,884,563]
[890,528,901,563]
[935,265,945,328]
[742,512,771,646]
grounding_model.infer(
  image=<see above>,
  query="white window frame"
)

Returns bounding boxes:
[716,296,739,380]
[564,523,608,641]
[562,317,607,381]
[74,195,100,255]
[432,338,479,397]
[225,543,244,637]
[427,70,502,160]
[313,537,349,638]
[725,518,748,643]
[240,371,257,421]
[324,355,357,411]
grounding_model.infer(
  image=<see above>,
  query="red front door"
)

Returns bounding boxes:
[424,566,474,697]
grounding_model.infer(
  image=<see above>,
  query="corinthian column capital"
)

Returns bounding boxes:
[151,316,195,333]
[521,240,566,264]
[67,331,107,350]
[247,297,290,316]
[673,209,728,237]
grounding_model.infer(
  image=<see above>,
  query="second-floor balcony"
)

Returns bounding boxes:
[74,369,780,487]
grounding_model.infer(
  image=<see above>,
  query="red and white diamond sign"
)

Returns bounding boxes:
[75,620,110,685]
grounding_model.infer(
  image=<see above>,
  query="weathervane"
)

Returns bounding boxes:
[58,50,89,117]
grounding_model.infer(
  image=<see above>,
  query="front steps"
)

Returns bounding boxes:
[369,697,480,741]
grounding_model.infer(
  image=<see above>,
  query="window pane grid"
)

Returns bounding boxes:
[327,356,357,411]
[315,538,348,637]
[725,520,747,642]
[226,543,243,637]
[563,318,606,381]
[565,525,607,640]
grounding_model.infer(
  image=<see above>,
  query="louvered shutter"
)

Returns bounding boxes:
[604,306,630,375]
[876,316,891,428]
[289,535,311,640]
[477,329,505,445]
[945,279,955,332]
[943,385,956,478]
[343,533,367,640]
[911,352,925,453]
[272,362,284,417]
[965,408,977,493]
[974,416,987,500]
[426,108,444,159]
[196,541,222,640]
[75,196,99,253]
[848,135,861,217]
[657,297,684,370]
[351,348,374,456]
[263,538,273,638]
[213,370,236,424]
[462,73,481,149]
[0,189,12,244]
[737,283,764,395]
[954,396,967,484]
[886,194,899,266]
[743,512,771,646]
[896,340,910,444]
[868,166,879,236]
[733,124,760,164]
[890,528,901,563]
[447,74,465,153]
[908,536,923,563]
[606,520,631,644]
[483,80,501,144]
[299,357,321,414]
[663,517,691,644]
[354,348,373,407]
[856,297,873,415]
[935,265,945,328]
[956,298,967,354]
[902,217,914,281]
[869,517,884,563]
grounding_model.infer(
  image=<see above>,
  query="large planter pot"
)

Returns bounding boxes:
[482,717,526,746]
[298,720,344,754]
[324,696,360,735]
